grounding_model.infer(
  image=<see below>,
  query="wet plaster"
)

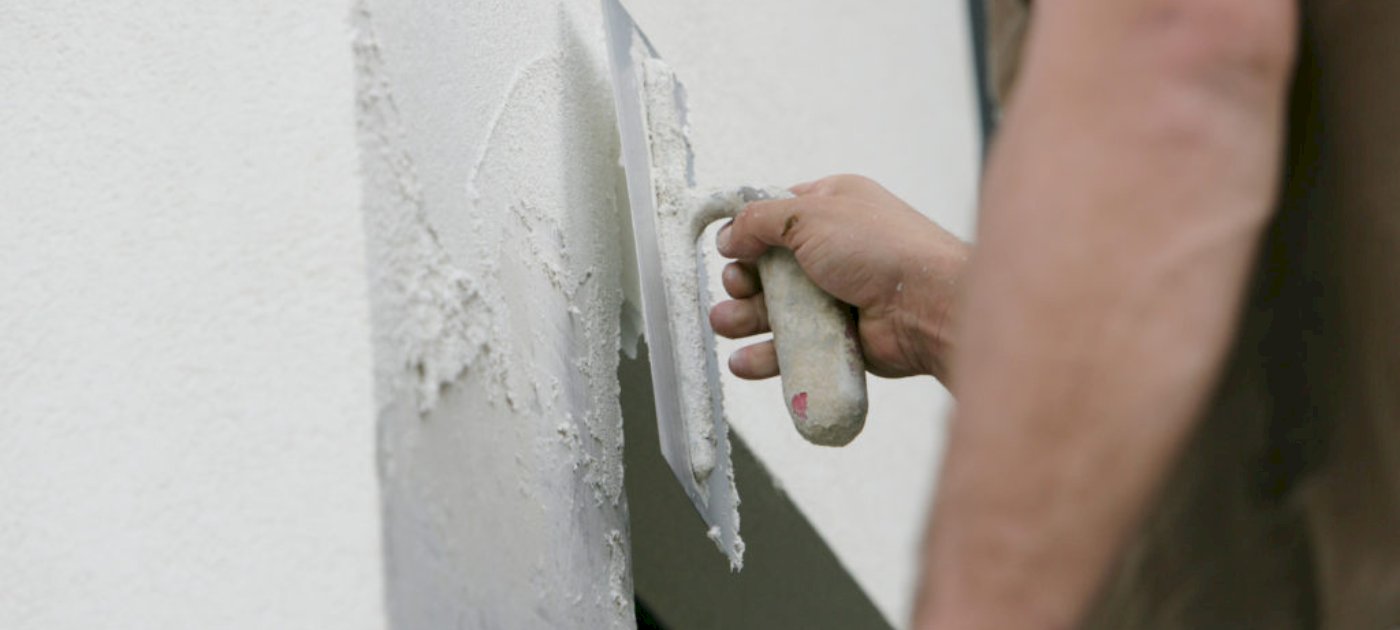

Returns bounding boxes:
[354,2,634,627]
[352,0,979,627]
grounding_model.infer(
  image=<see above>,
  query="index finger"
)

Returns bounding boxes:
[716,195,836,260]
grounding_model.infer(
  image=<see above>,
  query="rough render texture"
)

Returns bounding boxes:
[1,0,978,627]
[1,2,386,628]
[352,0,979,623]
[354,1,634,627]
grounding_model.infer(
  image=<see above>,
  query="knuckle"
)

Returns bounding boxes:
[733,204,760,231]
[709,303,737,334]
[791,197,831,222]
[808,176,843,196]
[781,213,800,239]
[738,306,759,331]
[823,173,872,193]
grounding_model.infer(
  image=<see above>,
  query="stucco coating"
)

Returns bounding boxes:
[1,2,386,628]
[355,1,634,627]
[2,1,977,628]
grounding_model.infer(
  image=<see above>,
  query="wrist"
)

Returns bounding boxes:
[894,239,967,384]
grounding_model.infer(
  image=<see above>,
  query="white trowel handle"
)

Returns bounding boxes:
[695,188,868,446]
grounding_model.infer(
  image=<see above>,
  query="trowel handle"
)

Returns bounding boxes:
[696,188,868,446]
[757,248,869,445]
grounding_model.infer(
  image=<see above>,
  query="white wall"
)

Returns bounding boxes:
[0,2,386,628]
[2,1,978,628]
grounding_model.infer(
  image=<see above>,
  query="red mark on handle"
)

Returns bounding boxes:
[791,392,809,421]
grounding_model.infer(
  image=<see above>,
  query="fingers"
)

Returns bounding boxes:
[709,295,769,339]
[721,262,760,298]
[728,340,779,380]
[710,271,775,380]
[717,195,835,260]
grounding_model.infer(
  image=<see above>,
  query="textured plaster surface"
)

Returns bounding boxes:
[627,1,981,623]
[0,2,386,628]
[1,1,979,627]
[355,1,634,627]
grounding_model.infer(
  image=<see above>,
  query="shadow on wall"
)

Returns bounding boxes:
[620,346,892,629]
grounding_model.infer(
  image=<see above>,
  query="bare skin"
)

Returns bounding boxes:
[712,175,969,383]
[712,0,1297,626]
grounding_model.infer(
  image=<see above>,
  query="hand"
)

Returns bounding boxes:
[711,174,969,382]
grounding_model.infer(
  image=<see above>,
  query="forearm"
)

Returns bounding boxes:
[915,1,1296,627]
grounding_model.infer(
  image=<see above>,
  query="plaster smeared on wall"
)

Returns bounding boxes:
[354,9,505,415]
[354,2,636,626]
[458,44,630,509]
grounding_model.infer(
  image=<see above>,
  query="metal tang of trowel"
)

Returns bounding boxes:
[602,0,869,569]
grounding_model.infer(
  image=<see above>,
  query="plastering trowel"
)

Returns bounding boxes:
[602,0,868,568]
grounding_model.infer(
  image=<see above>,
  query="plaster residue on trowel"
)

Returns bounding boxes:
[639,55,715,481]
[638,53,744,569]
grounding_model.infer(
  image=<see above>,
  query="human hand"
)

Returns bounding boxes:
[711,174,969,383]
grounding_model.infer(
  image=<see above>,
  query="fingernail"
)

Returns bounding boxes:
[717,223,733,252]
